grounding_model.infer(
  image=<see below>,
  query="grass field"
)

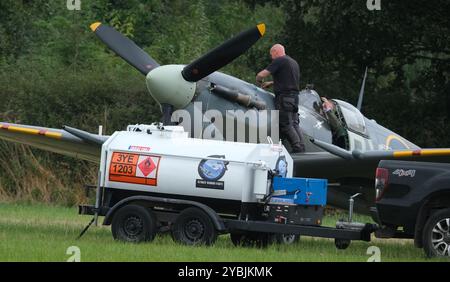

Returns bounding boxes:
[0,202,446,262]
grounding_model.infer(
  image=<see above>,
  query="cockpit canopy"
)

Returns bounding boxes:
[334,100,368,136]
[299,89,322,114]
[299,89,368,137]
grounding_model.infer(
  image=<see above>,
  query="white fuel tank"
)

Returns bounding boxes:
[100,124,293,204]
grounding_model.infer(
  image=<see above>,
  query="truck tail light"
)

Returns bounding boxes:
[375,168,389,202]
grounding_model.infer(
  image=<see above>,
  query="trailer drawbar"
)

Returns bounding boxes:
[78,123,376,248]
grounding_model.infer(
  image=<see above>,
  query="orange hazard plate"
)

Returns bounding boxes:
[109,152,161,186]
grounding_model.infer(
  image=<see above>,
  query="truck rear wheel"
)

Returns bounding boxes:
[111,204,157,243]
[423,208,450,258]
[171,207,218,246]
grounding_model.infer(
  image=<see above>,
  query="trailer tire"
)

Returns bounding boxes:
[111,204,157,243]
[275,234,300,245]
[230,232,273,248]
[334,238,351,250]
[171,207,218,246]
[423,208,450,258]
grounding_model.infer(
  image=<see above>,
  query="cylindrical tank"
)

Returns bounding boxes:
[100,124,293,209]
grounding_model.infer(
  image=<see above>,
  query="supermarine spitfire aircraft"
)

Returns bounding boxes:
[1,22,450,213]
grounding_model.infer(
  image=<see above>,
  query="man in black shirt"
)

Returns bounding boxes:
[256,44,305,153]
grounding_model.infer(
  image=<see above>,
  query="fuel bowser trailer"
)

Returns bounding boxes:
[79,123,376,248]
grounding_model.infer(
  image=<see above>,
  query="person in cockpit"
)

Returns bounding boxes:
[321,97,348,149]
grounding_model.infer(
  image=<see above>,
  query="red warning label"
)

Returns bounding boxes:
[109,152,161,186]
[138,157,157,177]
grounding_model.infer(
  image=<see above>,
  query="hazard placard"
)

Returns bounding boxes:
[109,152,161,186]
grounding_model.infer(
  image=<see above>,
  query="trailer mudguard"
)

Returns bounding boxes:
[102,195,226,231]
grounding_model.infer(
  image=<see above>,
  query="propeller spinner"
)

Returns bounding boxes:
[90,22,266,124]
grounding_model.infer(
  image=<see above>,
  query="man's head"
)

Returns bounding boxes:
[270,44,286,60]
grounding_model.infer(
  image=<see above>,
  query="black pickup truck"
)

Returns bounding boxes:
[371,160,450,258]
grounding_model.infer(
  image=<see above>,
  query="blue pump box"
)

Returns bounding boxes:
[271,177,328,206]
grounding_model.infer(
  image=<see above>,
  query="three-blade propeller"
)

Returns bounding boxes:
[90,22,266,123]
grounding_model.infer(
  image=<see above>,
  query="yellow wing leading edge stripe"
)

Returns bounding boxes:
[393,149,450,158]
[0,124,62,140]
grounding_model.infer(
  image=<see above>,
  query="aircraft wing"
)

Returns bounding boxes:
[312,138,450,162]
[292,151,380,179]
[0,122,106,163]
[295,139,450,181]
[292,141,450,214]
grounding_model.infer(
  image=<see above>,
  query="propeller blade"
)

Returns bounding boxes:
[90,22,159,75]
[182,23,266,82]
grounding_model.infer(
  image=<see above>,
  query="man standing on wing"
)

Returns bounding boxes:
[256,44,305,153]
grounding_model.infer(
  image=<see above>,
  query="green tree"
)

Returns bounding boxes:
[282,0,450,147]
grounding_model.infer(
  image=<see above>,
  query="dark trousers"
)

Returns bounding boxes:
[275,94,305,153]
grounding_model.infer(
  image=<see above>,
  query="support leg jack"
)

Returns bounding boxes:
[77,217,95,240]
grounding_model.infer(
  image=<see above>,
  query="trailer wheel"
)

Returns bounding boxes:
[171,207,218,246]
[230,232,272,248]
[423,208,450,258]
[111,204,157,243]
[334,239,351,250]
[275,234,300,245]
